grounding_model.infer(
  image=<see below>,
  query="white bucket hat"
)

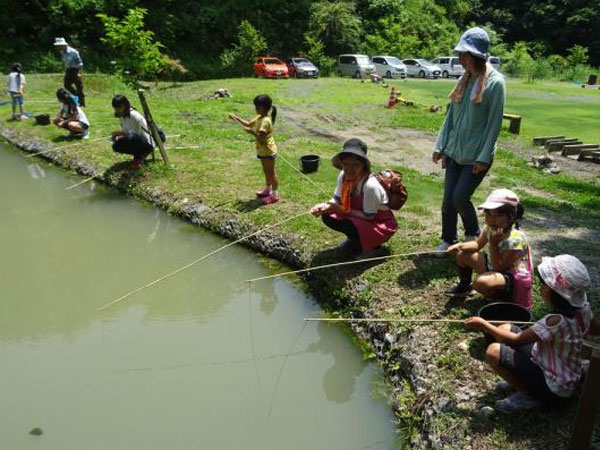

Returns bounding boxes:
[54,37,68,46]
[538,254,591,308]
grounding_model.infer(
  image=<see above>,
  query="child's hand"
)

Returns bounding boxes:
[447,243,463,253]
[228,113,237,121]
[465,316,487,330]
[489,227,504,245]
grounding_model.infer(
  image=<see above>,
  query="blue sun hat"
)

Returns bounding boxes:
[453,27,490,60]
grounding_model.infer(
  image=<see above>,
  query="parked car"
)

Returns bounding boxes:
[371,56,407,79]
[254,57,289,78]
[284,57,319,78]
[337,54,376,78]
[431,56,464,78]
[488,56,501,71]
[402,59,442,78]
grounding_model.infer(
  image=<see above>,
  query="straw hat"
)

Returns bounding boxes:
[538,255,591,308]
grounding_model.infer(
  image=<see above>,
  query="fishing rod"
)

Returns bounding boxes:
[65,174,99,191]
[304,318,535,325]
[246,250,445,283]
[97,210,311,312]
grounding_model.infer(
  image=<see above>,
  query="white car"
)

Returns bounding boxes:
[371,56,406,79]
[488,56,501,71]
[431,56,465,78]
[402,59,442,78]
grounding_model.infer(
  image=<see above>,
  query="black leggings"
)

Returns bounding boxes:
[112,135,153,160]
[322,213,362,253]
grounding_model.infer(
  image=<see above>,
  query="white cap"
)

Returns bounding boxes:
[54,37,68,46]
[538,254,591,308]
[478,188,520,210]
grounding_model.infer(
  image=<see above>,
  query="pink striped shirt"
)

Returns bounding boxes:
[531,303,593,397]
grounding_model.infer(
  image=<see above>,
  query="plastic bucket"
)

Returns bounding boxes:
[478,302,532,345]
[300,155,320,173]
[35,114,50,126]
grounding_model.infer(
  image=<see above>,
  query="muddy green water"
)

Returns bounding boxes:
[0,143,400,450]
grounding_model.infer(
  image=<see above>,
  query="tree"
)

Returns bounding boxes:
[306,1,363,55]
[97,8,166,85]
[220,20,268,77]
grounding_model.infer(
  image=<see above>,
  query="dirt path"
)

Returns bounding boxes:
[280,107,443,175]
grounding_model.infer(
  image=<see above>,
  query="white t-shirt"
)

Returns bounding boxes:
[119,109,153,145]
[7,72,25,93]
[333,172,389,216]
[59,104,90,127]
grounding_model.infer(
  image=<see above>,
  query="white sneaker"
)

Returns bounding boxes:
[465,235,478,242]
[82,128,90,140]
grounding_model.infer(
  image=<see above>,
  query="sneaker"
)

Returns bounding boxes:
[465,235,478,242]
[338,239,352,251]
[495,380,514,395]
[446,282,474,297]
[262,193,280,205]
[82,128,90,140]
[255,187,271,197]
[435,240,453,256]
[20,114,29,120]
[495,392,541,413]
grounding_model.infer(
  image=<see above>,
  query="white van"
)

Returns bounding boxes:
[371,56,406,79]
[431,56,464,78]
[337,54,376,78]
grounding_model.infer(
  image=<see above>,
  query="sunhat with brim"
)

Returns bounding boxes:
[453,27,490,60]
[477,188,519,210]
[54,37,68,46]
[538,255,590,308]
[332,141,371,173]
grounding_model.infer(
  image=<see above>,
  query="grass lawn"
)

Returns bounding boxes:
[4,73,599,449]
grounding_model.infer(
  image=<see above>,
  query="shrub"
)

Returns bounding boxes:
[220,20,267,77]
[304,35,336,76]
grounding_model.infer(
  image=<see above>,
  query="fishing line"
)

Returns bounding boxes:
[65,174,99,190]
[267,320,308,418]
[98,210,311,311]
[246,250,445,283]
[304,318,535,325]
[277,152,330,198]
[248,281,262,392]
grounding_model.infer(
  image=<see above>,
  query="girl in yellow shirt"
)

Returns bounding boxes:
[229,94,280,204]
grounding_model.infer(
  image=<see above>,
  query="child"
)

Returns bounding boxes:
[229,94,279,205]
[7,63,26,121]
[466,254,599,412]
[110,95,154,168]
[53,88,90,139]
[447,189,533,309]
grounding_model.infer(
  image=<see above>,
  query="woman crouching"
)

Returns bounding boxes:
[310,139,398,259]
[110,95,154,168]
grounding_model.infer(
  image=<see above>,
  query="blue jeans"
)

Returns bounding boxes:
[441,157,491,243]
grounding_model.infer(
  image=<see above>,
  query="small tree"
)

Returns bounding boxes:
[97,8,166,86]
[220,20,268,77]
[566,45,589,66]
[304,35,336,76]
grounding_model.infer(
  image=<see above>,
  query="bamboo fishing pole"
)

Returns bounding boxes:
[97,210,311,311]
[246,250,445,283]
[65,174,99,191]
[304,318,535,325]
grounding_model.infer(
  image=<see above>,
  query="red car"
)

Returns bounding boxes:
[254,57,289,78]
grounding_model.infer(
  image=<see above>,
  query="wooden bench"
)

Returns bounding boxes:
[533,135,565,145]
[562,144,600,158]
[503,113,521,134]
[546,139,581,152]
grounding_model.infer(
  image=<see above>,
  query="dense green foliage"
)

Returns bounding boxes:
[1,0,598,79]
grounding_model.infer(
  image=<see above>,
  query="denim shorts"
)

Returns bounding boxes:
[10,92,23,107]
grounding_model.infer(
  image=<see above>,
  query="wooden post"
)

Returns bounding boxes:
[569,342,600,450]
[137,89,169,165]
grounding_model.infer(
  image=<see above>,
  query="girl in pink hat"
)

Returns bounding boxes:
[465,254,599,412]
[447,188,533,309]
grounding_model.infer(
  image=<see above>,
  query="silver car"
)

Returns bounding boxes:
[431,56,464,78]
[372,56,406,79]
[338,54,376,78]
[402,59,442,78]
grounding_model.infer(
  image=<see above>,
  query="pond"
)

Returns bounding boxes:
[0,142,400,449]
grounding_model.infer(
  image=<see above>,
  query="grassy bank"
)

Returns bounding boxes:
[4,74,600,449]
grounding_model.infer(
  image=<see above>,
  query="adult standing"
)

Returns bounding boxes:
[432,27,506,252]
[54,37,86,107]
[310,138,398,259]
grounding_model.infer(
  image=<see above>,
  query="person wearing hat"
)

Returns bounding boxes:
[465,254,599,412]
[54,37,86,107]
[432,27,506,253]
[447,189,533,308]
[310,138,397,258]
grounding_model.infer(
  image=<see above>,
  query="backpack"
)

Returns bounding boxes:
[375,170,408,210]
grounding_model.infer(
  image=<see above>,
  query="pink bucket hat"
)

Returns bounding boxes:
[477,188,520,210]
[538,254,591,307]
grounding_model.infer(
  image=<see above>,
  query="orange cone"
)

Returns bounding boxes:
[386,86,398,108]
